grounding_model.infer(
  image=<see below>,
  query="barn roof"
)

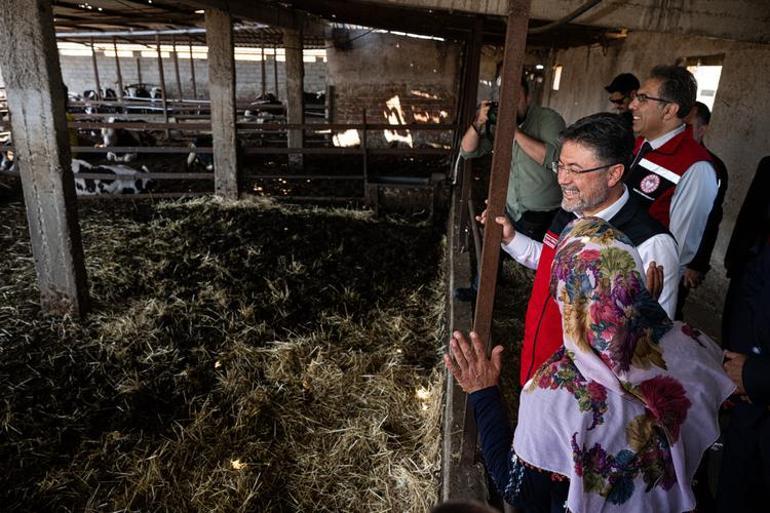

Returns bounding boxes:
[52,0,619,49]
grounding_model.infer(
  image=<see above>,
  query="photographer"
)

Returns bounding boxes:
[460,75,565,241]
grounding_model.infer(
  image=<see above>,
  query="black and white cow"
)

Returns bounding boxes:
[243,93,283,124]
[100,117,156,163]
[83,88,119,114]
[186,135,245,172]
[72,159,151,195]
[187,134,214,171]
[0,135,13,172]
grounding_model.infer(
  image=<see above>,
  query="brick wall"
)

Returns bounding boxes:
[326,31,461,148]
[47,48,327,103]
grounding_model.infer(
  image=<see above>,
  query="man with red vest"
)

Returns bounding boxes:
[480,113,679,385]
[626,65,718,276]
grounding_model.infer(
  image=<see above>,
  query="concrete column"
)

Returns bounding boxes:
[283,28,304,170]
[205,9,239,198]
[0,0,89,316]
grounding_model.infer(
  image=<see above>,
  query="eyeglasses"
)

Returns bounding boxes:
[634,93,670,104]
[550,161,621,175]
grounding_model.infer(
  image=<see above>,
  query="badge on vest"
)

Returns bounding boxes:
[640,173,661,194]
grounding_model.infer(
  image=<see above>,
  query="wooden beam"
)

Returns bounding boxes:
[205,8,240,198]
[0,0,89,316]
[284,28,304,170]
[178,0,306,30]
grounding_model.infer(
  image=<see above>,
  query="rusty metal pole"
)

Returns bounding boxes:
[112,37,124,107]
[473,0,531,351]
[456,16,483,253]
[90,37,102,100]
[273,44,279,99]
[172,35,183,100]
[155,35,169,133]
[362,108,368,199]
[459,0,532,467]
[188,37,198,99]
[260,46,266,95]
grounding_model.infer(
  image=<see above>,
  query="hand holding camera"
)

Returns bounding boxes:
[472,100,498,134]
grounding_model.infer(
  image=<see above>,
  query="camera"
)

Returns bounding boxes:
[486,101,498,125]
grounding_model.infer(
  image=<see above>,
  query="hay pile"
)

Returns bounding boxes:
[0,197,446,512]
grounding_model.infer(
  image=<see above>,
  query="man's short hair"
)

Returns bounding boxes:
[560,112,635,169]
[691,101,711,125]
[649,65,697,119]
[604,73,640,95]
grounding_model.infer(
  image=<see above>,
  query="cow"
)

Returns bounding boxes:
[243,93,283,123]
[186,135,245,172]
[72,158,151,195]
[83,88,119,114]
[0,134,13,172]
[100,117,157,163]
[186,134,214,171]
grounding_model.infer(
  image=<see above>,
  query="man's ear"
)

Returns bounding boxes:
[608,163,625,187]
[663,102,680,121]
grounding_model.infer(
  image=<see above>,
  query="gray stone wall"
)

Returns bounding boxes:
[30,48,327,102]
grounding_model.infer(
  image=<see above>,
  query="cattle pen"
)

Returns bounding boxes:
[3,0,767,511]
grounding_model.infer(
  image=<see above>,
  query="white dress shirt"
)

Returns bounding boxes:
[502,186,680,319]
[642,124,718,272]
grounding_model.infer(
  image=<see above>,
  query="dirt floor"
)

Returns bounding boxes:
[0,197,447,512]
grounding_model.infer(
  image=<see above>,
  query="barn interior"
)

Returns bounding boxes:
[1,0,769,511]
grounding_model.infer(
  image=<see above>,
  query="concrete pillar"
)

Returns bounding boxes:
[283,28,304,170]
[205,9,239,198]
[0,0,89,316]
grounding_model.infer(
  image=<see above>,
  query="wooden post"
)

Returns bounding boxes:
[260,46,266,95]
[205,9,239,198]
[0,0,89,316]
[172,35,183,100]
[112,37,125,104]
[283,28,304,170]
[90,37,102,99]
[273,44,279,98]
[188,37,198,99]
[136,55,142,85]
[155,35,169,128]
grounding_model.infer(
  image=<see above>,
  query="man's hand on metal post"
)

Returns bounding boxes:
[476,199,516,245]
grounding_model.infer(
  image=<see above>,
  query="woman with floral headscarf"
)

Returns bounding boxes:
[445,217,734,513]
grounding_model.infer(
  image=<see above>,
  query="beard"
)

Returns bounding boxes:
[561,185,610,215]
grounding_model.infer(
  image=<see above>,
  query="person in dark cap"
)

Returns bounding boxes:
[605,72,640,126]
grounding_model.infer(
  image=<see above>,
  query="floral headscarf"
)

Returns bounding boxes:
[513,218,734,513]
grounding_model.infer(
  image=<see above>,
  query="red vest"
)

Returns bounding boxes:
[520,224,563,385]
[627,128,713,227]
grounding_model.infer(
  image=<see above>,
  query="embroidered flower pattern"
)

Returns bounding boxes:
[530,349,608,430]
[537,218,696,506]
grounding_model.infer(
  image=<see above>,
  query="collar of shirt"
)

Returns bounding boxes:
[644,123,686,150]
[577,185,629,220]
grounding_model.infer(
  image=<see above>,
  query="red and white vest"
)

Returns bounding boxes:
[626,127,713,227]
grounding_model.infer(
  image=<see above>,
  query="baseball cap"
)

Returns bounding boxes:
[605,73,640,94]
